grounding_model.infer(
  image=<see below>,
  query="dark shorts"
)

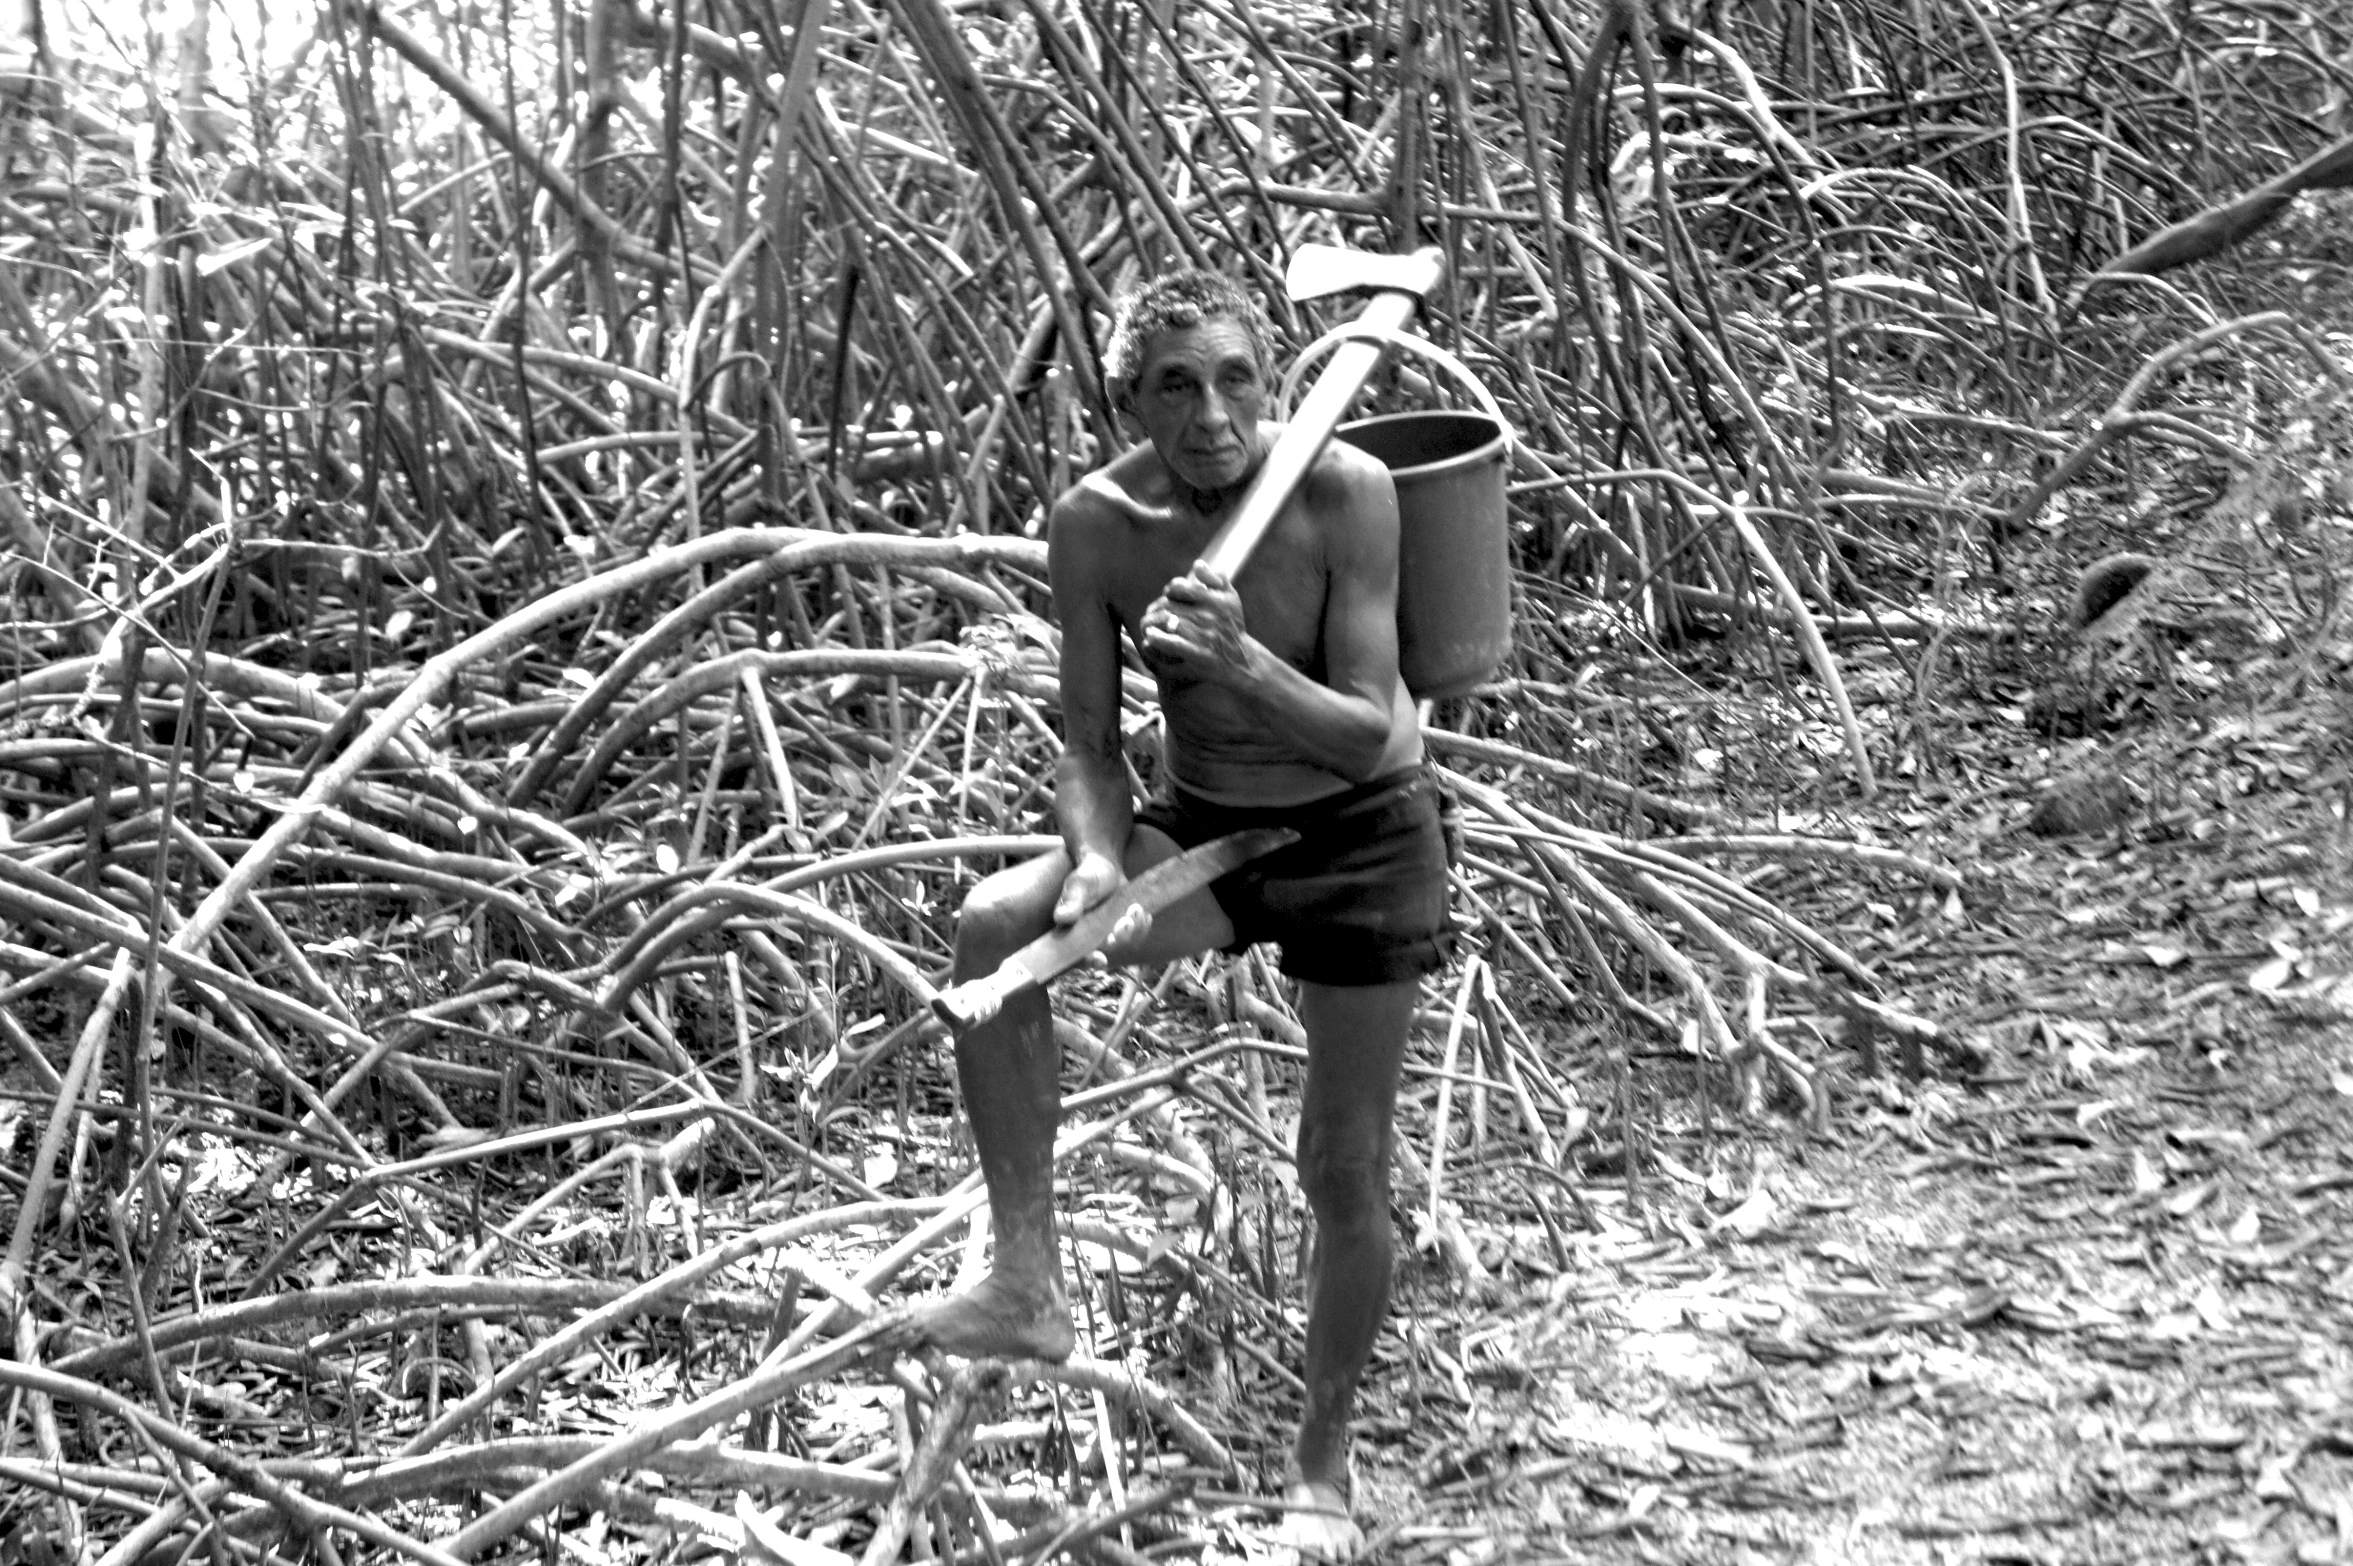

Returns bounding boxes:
[1134,765,1454,988]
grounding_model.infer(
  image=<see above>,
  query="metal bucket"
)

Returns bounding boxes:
[1336,410,1512,699]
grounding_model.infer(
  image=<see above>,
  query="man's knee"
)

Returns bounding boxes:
[1295,1122,1392,1234]
[955,862,1058,968]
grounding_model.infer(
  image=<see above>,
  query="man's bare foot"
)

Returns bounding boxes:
[899,1274,1076,1361]
[1273,1477,1361,1563]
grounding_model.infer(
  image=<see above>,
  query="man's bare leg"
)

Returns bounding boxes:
[906,850,1079,1360]
[1282,977,1417,1553]
[910,832,1233,1360]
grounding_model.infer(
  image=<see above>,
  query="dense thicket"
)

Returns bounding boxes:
[0,0,2347,1559]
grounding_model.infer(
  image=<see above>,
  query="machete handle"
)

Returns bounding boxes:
[932,959,1040,1033]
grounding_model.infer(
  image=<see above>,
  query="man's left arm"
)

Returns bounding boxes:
[1143,453,1410,781]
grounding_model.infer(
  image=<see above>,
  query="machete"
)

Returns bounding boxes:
[930,827,1298,1033]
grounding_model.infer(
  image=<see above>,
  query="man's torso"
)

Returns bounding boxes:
[1061,431,1419,804]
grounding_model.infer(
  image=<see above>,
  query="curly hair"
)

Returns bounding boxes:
[1101,270,1277,409]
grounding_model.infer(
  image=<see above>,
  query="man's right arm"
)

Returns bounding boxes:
[1047,493,1133,924]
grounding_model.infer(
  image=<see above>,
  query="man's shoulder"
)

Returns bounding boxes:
[1051,445,1168,532]
[1306,434,1391,494]
[1299,437,1397,552]
[1048,447,1174,597]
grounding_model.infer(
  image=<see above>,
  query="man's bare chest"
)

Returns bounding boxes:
[1107,519,1328,666]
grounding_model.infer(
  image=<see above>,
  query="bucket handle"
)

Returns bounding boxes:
[1278,323,1517,455]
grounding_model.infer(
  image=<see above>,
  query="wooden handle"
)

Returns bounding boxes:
[1198,254,1444,580]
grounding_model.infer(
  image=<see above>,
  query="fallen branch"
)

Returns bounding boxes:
[2096,130,2353,276]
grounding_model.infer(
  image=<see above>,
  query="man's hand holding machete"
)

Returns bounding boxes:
[905,261,1454,1558]
[929,827,1297,1032]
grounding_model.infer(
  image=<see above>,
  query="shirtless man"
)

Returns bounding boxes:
[910,271,1452,1554]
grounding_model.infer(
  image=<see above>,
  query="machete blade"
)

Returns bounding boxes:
[930,826,1298,1032]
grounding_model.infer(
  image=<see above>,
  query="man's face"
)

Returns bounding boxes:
[1128,317,1268,494]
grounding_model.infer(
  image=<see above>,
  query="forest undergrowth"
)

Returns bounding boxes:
[2,0,2352,1562]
